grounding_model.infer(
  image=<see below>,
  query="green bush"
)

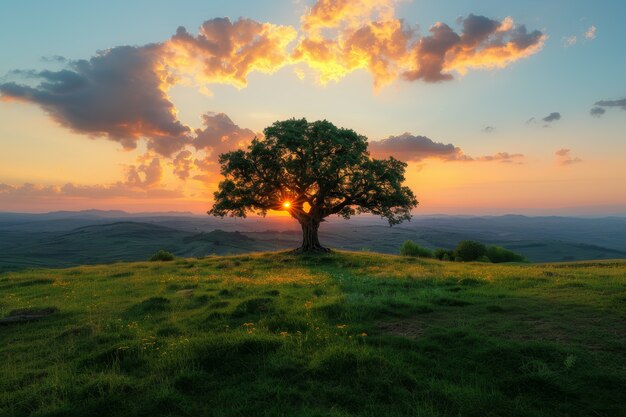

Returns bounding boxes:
[149,250,175,262]
[400,240,433,258]
[454,240,487,262]
[486,245,526,263]
[434,248,454,261]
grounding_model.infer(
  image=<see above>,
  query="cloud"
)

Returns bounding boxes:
[294,1,545,87]
[555,148,582,166]
[590,97,626,117]
[0,180,183,201]
[172,150,194,180]
[0,17,294,157]
[165,18,297,88]
[369,133,467,161]
[590,107,606,117]
[585,25,597,40]
[368,133,524,163]
[125,156,163,188]
[482,125,495,133]
[293,1,412,88]
[189,112,257,180]
[404,15,545,83]
[0,156,184,201]
[563,35,577,47]
[193,112,256,153]
[0,45,191,157]
[475,152,524,163]
[594,98,626,110]
[542,112,561,123]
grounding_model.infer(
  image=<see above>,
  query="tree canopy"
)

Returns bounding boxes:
[209,118,418,252]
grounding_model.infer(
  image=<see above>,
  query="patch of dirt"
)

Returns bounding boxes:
[377,314,450,339]
[177,289,195,297]
[378,321,425,339]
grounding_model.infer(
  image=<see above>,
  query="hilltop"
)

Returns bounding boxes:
[0,252,624,416]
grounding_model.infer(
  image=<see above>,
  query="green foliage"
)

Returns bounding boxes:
[454,240,487,262]
[149,249,175,262]
[477,255,491,263]
[0,252,624,417]
[486,245,526,263]
[210,119,417,224]
[209,119,418,251]
[434,248,454,260]
[400,240,433,258]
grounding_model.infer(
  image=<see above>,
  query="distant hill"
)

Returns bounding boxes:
[1,211,626,271]
[0,222,275,272]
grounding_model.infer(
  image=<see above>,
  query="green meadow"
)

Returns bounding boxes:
[1,252,625,416]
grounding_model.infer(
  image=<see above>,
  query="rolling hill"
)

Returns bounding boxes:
[1,211,626,272]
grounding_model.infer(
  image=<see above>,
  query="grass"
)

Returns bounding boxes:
[0,251,624,416]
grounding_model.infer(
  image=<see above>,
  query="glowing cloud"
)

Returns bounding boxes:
[165,18,297,89]
[295,1,545,86]
[405,15,546,82]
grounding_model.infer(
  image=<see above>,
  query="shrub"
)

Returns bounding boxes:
[486,245,526,263]
[454,240,487,262]
[149,250,175,262]
[433,248,454,261]
[400,240,433,258]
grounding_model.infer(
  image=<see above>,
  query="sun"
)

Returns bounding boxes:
[283,201,291,209]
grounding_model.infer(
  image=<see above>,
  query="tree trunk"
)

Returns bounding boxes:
[296,218,330,253]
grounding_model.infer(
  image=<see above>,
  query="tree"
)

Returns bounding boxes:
[208,118,418,252]
[454,240,487,262]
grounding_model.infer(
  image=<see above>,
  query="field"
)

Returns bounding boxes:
[1,252,625,416]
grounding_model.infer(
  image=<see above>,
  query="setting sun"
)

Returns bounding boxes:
[283,201,291,209]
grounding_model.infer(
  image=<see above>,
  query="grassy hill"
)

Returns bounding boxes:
[0,252,625,416]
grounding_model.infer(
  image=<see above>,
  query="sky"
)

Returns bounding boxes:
[1,0,625,216]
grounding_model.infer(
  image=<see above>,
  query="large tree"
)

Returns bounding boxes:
[209,118,418,252]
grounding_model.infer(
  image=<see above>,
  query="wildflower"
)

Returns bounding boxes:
[279,331,289,337]
[359,332,368,337]
[336,324,347,329]
[242,322,254,327]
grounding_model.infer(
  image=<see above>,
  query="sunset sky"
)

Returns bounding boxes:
[1,0,625,215]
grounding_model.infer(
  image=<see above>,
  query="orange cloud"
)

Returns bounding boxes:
[164,18,297,89]
[301,0,397,34]
[405,15,546,82]
[295,2,545,87]
[294,0,411,88]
